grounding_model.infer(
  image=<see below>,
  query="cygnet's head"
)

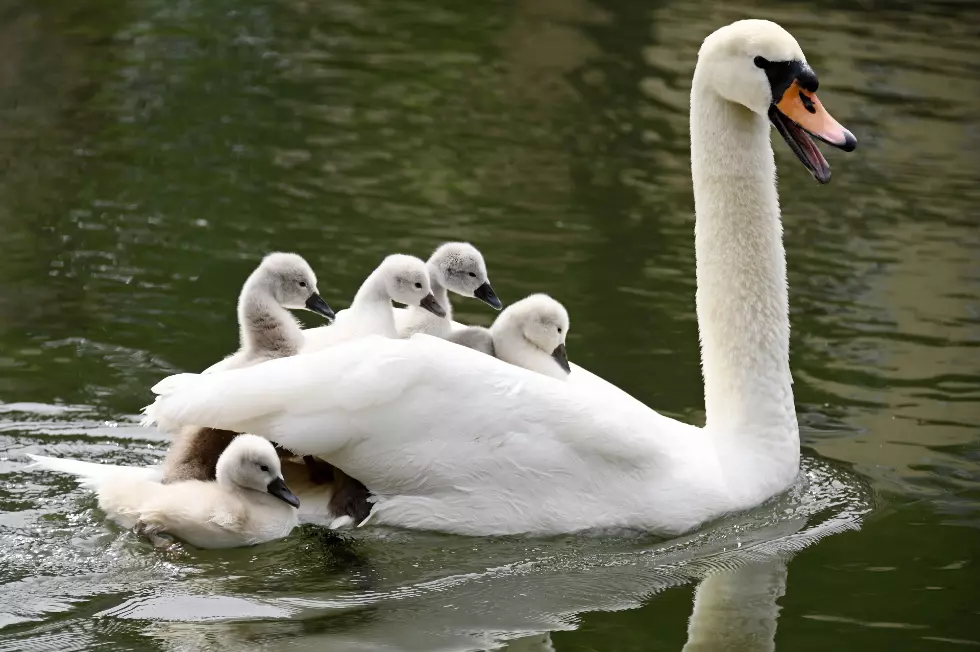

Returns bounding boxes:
[494,293,570,375]
[696,19,856,183]
[379,254,446,317]
[253,252,335,321]
[428,242,502,310]
[215,434,300,508]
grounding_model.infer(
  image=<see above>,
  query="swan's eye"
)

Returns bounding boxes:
[414,282,422,289]
[259,464,269,472]
[754,56,768,68]
[557,327,562,333]
[468,272,476,278]
[298,281,307,288]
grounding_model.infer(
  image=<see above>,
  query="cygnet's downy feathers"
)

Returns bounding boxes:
[449,293,570,380]
[206,252,334,374]
[397,242,501,338]
[27,434,300,549]
[302,253,445,353]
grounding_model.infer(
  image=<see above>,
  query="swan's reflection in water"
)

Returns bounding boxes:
[499,557,789,652]
[682,559,786,652]
[497,555,788,652]
[127,456,870,652]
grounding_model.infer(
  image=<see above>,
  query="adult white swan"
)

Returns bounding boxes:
[143,19,857,537]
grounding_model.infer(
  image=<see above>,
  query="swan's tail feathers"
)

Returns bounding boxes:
[25,454,157,491]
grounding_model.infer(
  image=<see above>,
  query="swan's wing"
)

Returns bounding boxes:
[144,335,421,456]
[26,455,161,491]
[143,334,683,469]
[201,351,244,375]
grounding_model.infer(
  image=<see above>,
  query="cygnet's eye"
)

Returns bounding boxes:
[557,327,562,334]
[298,281,307,288]
[414,282,422,289]
[260,464,270,473]
[468,272,476,278]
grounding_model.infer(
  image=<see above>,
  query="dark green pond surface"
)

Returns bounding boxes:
[0,0,977,650]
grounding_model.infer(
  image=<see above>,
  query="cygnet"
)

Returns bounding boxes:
[204,252,335,374]
[447,293,571,380]
[395,242,502,338]
[27,434,300,549]
[302,253,445,354]
[163,252,334,484]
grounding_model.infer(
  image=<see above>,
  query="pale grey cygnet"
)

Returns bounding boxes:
[398,242,501,338]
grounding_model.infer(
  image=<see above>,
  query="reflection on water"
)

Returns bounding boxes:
[0,0,978,649]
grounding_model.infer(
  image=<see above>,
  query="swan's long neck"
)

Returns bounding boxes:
[690,78,799,484]
[349,267,397,336]
[238,280,302,357]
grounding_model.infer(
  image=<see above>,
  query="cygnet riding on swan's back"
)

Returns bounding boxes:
[162,252,334,484]
[395,242,502,338]
[143,20,857,537]
[292,252,444,518]
[447,294,571,380]
[27,434,300,549]
[301,254,445,353]
[203,252,335,374]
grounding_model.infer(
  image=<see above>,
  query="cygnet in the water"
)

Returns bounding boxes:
[27,434,300,549]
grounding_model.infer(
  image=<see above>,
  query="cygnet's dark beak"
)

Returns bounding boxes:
[305,293,336,322]
[267,476,301,508]
[551,342,571,374]
[419,293,447,317]
[474,282,502,310]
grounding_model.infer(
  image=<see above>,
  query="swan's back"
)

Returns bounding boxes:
[146,335,717,535]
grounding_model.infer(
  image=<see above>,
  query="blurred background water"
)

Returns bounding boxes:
[0,0,977,650]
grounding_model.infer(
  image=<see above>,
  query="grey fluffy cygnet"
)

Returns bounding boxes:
[28,434,300,549]
[396,242,502,338]
[446,293,571,380]
[163,252,334,484]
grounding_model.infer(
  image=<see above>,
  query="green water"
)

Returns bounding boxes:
[1,0,977,649]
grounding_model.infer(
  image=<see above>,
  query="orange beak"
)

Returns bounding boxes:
[770,80,857,184]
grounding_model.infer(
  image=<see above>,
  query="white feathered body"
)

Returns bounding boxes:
[143,336,748,537]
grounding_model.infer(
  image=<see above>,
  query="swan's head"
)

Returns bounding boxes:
[494,293,571,376]
[697,19,857,183]
[215,434,300,508]
[379,254,447,317]
[254,252,335,322]
[428,242,502,310]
